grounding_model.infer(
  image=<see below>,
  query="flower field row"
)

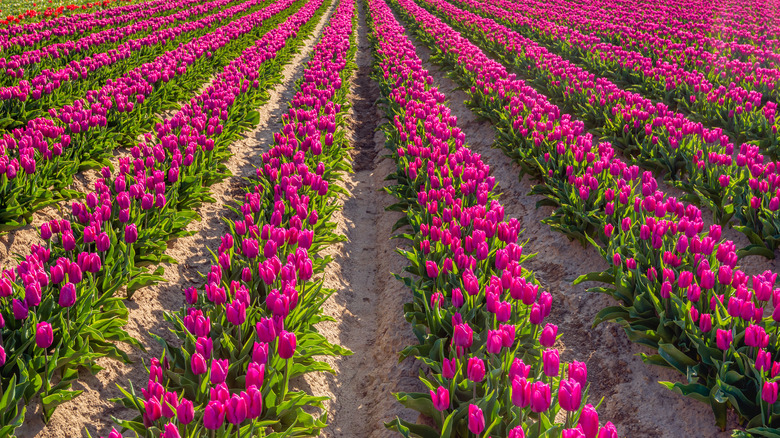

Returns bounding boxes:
[0,0,216,85]
[103,0,358,435]
[386,0,780,434]
[1,0,158,50]
[0,0,330,432]
[426,0,780,256]
[457,0,780,158]
[367,0,618,436]
[0,0,299,231]
[0,0,135,27]
[0,0,255,118]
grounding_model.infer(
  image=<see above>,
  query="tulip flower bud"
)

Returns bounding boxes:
[163,423,180,438]
[579,404,600,438]
[716,329,732,351]
[598,422,618,438]
[539,323,557,347]
[203,400,225,430]
[467,357,485,382]
[530,381,552,413]
[442,357,457,379]
[511,377,531,407]
[190,353,207,375]
[210,359,229,385]
[278,330,296,359]
[509,426,526,438]
[559,378,582,411]
[542,349,560,377]
[177,399,194,424]
[467,404,485,435]
[36,321,53,349]
[226,394,247,425]
[144,397,162,422]
[162,392,179,419]
[430,386,449,411]
[59,282,76,307]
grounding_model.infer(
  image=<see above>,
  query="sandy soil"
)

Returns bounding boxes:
[302,2,424,436]
[13,2,337,435]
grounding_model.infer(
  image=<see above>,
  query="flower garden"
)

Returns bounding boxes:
[0,0,778,436]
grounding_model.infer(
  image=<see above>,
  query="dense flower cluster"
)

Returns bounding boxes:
[105,0,358,436]
[0,0,329,431]
[389,0,780,433]
[368,0,618,436]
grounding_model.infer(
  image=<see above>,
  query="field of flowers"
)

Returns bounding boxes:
[0,0,777,436]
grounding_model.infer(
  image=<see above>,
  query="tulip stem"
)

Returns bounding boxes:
[44,352,50,393]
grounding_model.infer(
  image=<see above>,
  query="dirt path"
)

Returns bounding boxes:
[392,7,737,437]
[14,2,338,435]
[303,2,424,436]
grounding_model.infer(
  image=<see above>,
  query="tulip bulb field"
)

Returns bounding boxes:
[0,0,779,436]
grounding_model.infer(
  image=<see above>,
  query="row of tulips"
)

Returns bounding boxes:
[366,0,618,436]
[0,0,145,27]
[0,0,296,231]
[103,0,358,435]
[430,0,780,256]
[0,0,254,123]
[387,0,780,435]
[459,0,780,158]
[507,0,780,100]
[1,0,159,51]
[514,0,780,67]
[0,0,217,85]
[0,0,318,432]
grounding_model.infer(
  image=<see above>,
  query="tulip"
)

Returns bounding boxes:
[559,378,582,411]
[190,353,207,375]
[278,330,296,359]
[510,358,531,380]
[467,404,485,435]
[511,377,531,407]
[542,348,560,377]
[163,423,180,438]
[563,428,586,438]
[764,381,779,405]
[430,386,449,411]
[36,321,53,349]
[530,381,551,413]
[125,224,138,243]
[425,260,439,278]
[203,400,225,430]
[509,426,526,438]
[467,357,485,382]
[716,329,732,351]
[226,300,246,326]
[452,322,473,348]
[226,394,247,425]
[486,330,503,354]
[177,398,194,425]
[256,318,276,343]
[442,356,457,379]
[539,323,557,347]
[58,282,76,307]
[210,359,229,385]
[598,423,618,438]
[579,404,599,438]
[244,385,263,418]
[144,397,162,422]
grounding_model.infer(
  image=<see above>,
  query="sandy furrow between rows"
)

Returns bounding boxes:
[303,2,424,436]
[14,1,338,435]
[390,6,738,437]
